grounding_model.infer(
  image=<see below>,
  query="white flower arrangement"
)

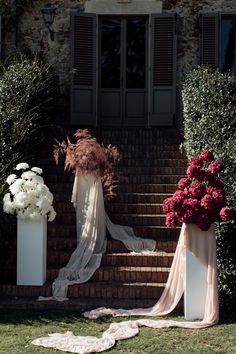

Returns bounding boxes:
[3,163,56,222]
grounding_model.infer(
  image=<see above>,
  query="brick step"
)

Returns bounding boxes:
[50,184,177,197]
[0,281,165,300]
[121,175,183,184]
[53,203,166,215]
[44,173,184,184]
[47,224,179,240]
[42,165,186,176]
[108,214,166,226]
[40,157,187,169]
[45,266,170,283]
[46,251,174,268]
[121,158,187,167]
[107,203,164,215]
[112,193,173,204]
[48,239,178,253]
[121,167,186,176]
[118,184,177,193]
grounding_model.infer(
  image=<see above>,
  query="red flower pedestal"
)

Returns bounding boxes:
[184,223,215,320]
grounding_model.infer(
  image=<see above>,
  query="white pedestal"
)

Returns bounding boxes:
[184,224,209,320]
[17,217,47,286]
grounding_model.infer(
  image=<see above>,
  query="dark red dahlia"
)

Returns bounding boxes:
[208,161,223,174]
[186,165,202,179]
[199,150,214,162]
[166,212,179,228]
[162,198,173,214]
[181,209,196,223]
[211,189,226,205]
[184,198,200,210]
[200,194,215,212]
[196,213,212,231]
[189,182,206,198]
[189,157,204,168]
[178,177,191,190]
[219,206,234,221]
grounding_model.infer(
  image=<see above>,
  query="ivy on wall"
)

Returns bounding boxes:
[0,0,33,22]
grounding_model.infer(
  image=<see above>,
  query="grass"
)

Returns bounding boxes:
[0,310,235,354]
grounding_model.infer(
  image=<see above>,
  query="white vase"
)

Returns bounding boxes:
[17,217,47,286]
[184,223,214,320]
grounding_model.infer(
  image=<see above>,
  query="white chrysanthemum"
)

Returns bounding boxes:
[31,174,44,184]
[6,174,17,185]
[14,192,29,208]
[15,162,29,170]
[3,194,15,214]
[48,207,56,222]
[9,179,24,195]
[27,190,37,204]
[31,167,43,174]
[21,171,37,180]
[36,184,49,195]
[36,196,51,212]
[3,193,12,204]
[46,191,54,203]
[23,180,36,190]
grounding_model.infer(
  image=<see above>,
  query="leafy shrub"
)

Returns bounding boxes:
[182,66,236,311]
[0,55,57,268]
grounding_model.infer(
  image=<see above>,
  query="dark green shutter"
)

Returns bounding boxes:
[0,16,2,59]
[150,14,177,126]
[200,13,219,68]
[70,12,97,126]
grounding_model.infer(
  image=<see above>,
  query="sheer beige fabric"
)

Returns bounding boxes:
[39,173,156,301]
[33,223,219,353]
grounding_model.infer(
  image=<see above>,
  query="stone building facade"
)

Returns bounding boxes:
[1,0,236,126]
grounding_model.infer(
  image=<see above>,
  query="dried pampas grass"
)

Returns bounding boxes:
[54,129,121,199]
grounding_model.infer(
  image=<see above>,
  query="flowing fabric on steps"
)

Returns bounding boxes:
[39,172,156,301]
[33,223,219,353]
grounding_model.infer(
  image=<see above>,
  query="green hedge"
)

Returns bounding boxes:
[182,66,236,311]
[0,55,56,268]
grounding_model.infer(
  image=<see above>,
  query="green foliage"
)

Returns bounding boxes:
[182,66,236,311]
[0,54,57,266]
[0,0,33,21]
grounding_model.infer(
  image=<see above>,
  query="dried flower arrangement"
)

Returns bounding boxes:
[162,150,234,231]
[54,129,121,199]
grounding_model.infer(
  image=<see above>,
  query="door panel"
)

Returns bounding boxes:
[101,91,121,126]
[126,91,146,126]
[99,16,148,126]
[126,18,146,89]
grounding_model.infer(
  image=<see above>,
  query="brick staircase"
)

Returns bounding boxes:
[0,128,187,311]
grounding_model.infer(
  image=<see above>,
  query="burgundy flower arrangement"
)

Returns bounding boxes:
[54,129,121,199]
[162,150,234,231]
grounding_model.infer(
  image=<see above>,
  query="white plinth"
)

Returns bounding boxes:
[184,240,208,320]
[17,217,47,286]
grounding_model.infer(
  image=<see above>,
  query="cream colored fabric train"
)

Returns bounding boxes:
[38,172,156,301]
[33,223,219,353]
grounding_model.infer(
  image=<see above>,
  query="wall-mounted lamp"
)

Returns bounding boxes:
[41,3,57,41]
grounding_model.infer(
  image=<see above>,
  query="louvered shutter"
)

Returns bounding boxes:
[0,16,2,59]
[70,12,97,126]
[200,13,219,68]
[150,14,177,126]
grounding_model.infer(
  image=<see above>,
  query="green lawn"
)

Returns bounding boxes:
[0,310,235,354]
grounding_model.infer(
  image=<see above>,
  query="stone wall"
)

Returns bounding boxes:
[2,0,236,122]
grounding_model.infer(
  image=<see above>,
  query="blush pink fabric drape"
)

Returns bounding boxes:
[32,223,219,354]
